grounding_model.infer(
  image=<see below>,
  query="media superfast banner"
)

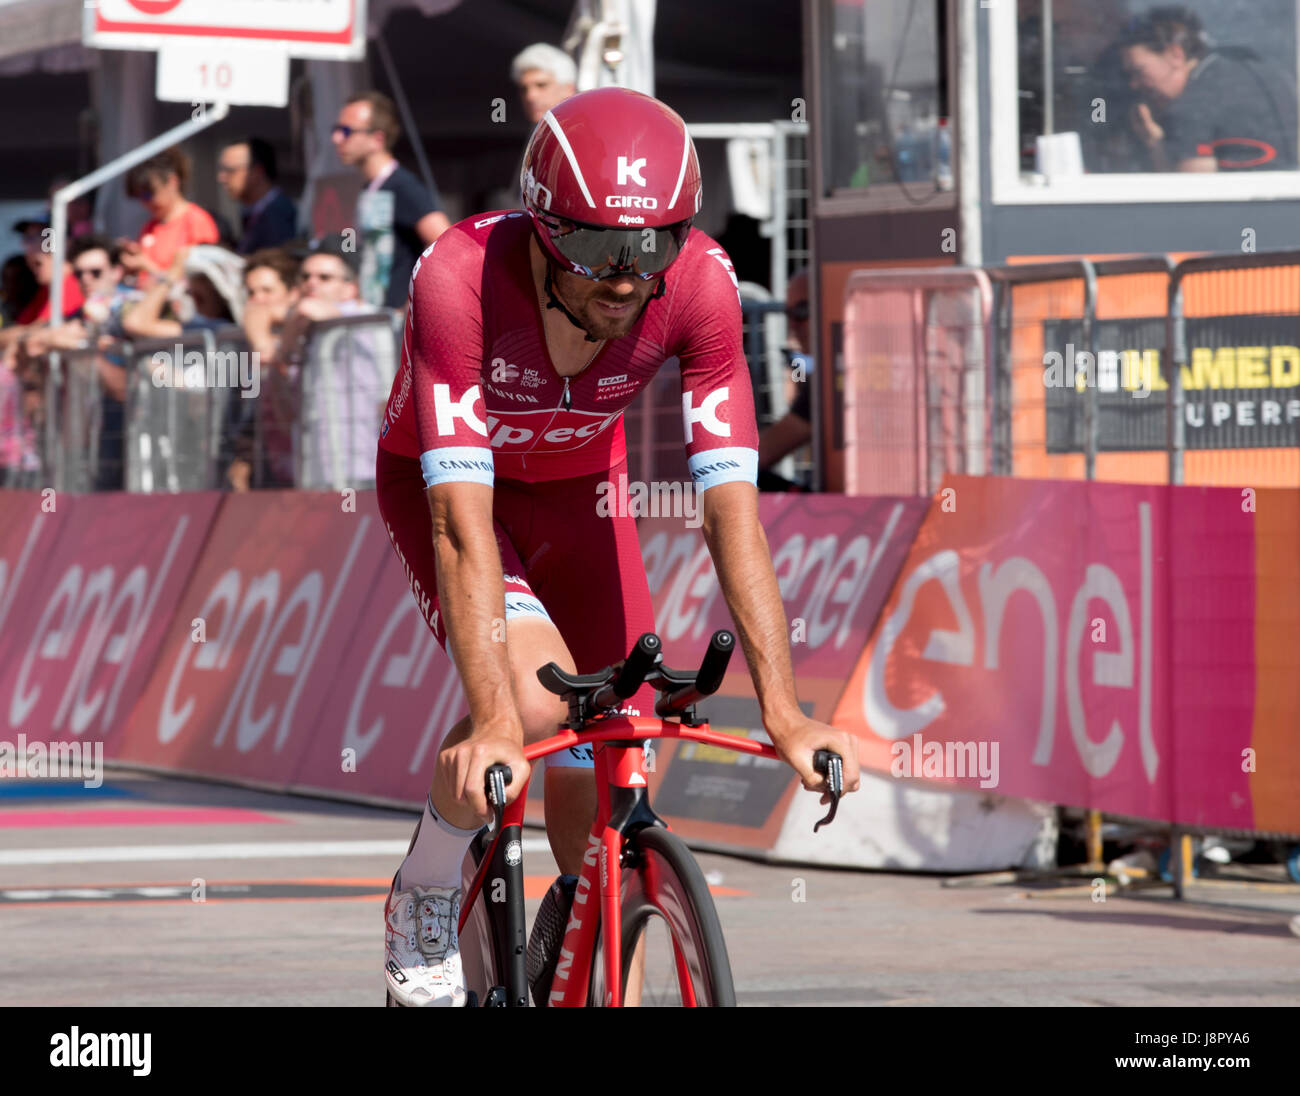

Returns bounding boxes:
[1044,314,1300,451]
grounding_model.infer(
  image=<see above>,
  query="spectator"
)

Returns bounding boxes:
[332,91,449,309]
[0,216,83,351]
[1,254,38,326]
[512,43,577,125]
[122,244,244,339]
[19,235,140,490]
[229,248,300,491]
[48,177,96,240]
[217,138,299,254]
[68,234,140,335]
[757,269,814,491]
[241,248,299,357]
[1119,6,1299,171]
[263,236,384,487]
[120,147,220,284]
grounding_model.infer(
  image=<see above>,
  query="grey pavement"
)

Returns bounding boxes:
[1,772,1297,1007]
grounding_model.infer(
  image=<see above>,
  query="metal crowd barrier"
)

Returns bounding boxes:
[840,249,1300,494]
[125,329,246,493]
[292,312,400,491]
[842,267,993,495]
[2,309,404,495]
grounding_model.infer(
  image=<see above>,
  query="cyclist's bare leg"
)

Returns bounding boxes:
[429,617,596,877]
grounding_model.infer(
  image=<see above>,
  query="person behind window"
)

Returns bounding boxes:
[1119,5,1299,172]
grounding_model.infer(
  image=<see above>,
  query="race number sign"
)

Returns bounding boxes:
[85,0,367,61]
[156,43,291,107]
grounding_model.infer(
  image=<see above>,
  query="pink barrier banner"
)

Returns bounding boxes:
[0,491,222,750]
[833,476,1277,832]
[634,494,929,850]
[118,491,400,787]
[108,490,922,843]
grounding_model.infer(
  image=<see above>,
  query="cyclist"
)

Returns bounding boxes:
[375,87,861,1006]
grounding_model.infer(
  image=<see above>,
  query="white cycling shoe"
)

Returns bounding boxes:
[384,873,467,1007]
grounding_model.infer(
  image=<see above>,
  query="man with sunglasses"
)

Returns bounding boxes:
[261,237,384,488]
[375,88,861,1007]
[332,92,450,310]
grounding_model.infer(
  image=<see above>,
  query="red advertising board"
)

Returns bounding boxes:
[0,491,222,750]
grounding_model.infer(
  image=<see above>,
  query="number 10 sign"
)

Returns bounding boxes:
[155,42,291,107]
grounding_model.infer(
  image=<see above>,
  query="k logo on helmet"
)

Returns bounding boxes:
[617,157,647,187]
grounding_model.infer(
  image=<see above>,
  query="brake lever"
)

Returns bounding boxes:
[484,763,512,832]
[811,750,842,833]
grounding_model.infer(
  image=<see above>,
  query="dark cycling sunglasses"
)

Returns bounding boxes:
[539,214,691,280]
[332,124,375,140]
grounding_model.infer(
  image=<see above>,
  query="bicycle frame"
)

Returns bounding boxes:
[458,714,779,1007]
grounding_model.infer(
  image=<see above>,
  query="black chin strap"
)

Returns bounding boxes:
[544,263,600,342]
[544,263,669,341]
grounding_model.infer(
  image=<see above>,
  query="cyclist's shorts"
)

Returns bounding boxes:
[376,445,658,768]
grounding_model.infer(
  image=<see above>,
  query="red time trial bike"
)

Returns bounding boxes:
[442,629,843,1007]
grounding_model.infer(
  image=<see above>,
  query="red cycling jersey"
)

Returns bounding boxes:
[377,210,759,491]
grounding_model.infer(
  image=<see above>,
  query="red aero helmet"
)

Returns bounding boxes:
[521,87,701,280]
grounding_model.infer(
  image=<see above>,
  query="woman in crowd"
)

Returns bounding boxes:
[119,147,220,285]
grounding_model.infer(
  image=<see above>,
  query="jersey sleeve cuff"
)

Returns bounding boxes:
[687,447,758,492]
[420,447,495,487]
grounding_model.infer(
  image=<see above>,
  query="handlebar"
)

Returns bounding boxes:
[591,632,661,710]
[525,632,846,833]
[653,630,733,719]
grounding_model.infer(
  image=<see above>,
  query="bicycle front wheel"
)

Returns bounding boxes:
[588,825,736,1007]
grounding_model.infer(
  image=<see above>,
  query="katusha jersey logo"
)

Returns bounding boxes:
[490,358,519,384]
[682,388,731,441]
[433,383,488,437]
[617,156,647,186]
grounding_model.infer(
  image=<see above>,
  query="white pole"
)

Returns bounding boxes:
[50,101,232,326]
[956,0,983,266]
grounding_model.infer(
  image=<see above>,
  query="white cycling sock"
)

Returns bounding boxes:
[397,794,481,890]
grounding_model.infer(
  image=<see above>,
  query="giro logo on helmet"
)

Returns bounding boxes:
[522,166,553,212]
[605,195,659,209]
[617,156,648,186]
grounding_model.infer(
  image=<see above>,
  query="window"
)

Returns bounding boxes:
[993,0,1300,202]
[822,0,952,199]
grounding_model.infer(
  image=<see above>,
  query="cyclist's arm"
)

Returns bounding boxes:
[426,480,521,742]
[699,480,803,741]
[408,226,523,749]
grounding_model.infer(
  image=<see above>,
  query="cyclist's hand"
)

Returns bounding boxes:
[771,715,861,803]
[436,730,532,825]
